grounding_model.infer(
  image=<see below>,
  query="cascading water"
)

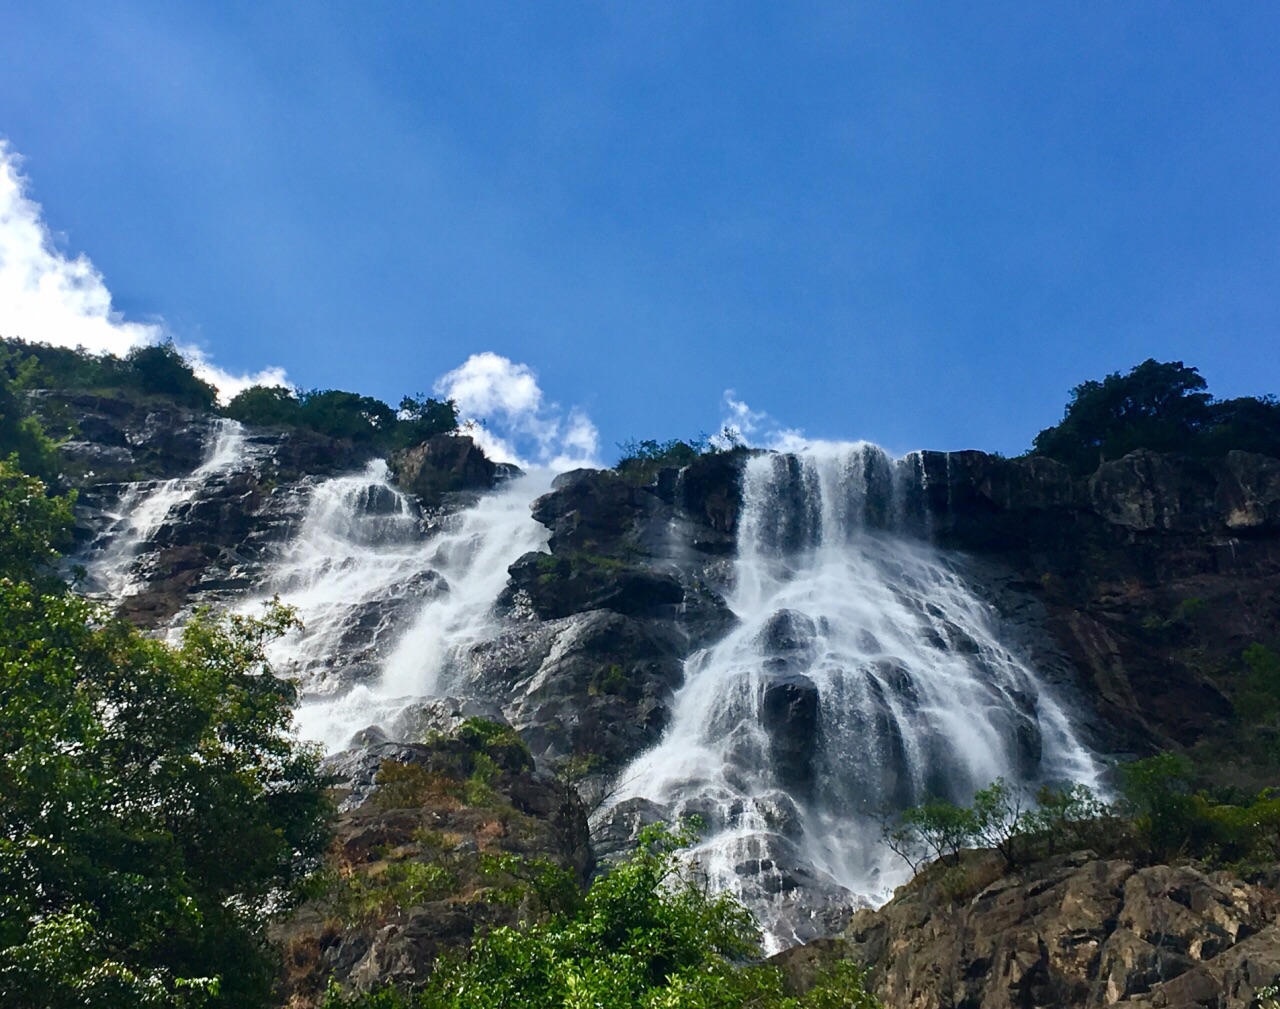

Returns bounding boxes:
[612,443,1098,951]
[78,418,252,597]
[255,464,555,751]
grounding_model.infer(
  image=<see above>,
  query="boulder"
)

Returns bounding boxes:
[388,434,501,502]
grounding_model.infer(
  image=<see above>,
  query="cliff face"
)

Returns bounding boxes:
[62,387,1280,773]
[52,393,1280,1001]
[917,449,1280,761]
[772,851,1280,1009]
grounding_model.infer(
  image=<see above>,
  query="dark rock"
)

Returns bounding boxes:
[761,672,821,793]
[505,550,685,621]
[388,435,501,502]
[678,450,750,552]
[388,696,508,744]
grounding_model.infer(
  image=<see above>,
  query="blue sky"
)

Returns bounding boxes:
[1,2,1277,461]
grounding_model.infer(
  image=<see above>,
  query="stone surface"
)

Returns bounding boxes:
[388,434,505,503]
[773,853,1280,1009]
[276,725,593,1007]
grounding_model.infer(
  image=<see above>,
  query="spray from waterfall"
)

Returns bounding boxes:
[611,443,1098,951]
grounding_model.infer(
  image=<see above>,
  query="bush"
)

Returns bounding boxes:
[124,343,217,409]
[319,824,881,1009]
[224,385,458,452]
[614,430,742,484]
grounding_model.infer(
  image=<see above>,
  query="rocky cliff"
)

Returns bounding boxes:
[47,388,1280,1004]
[773,850,1280,1009]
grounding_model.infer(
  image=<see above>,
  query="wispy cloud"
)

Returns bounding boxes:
[714,390,807,451]
[434,352,600,471]
[0,140,284,401]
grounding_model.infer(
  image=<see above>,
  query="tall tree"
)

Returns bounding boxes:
[0,460,330,1008]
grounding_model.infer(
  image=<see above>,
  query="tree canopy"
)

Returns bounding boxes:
[1032,358,1280,472]
[222,386,458,450]
[0,459,330,1008]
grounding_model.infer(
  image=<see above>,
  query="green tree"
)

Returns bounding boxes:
[0,463,330,1008]
[322,824,880,1009]
[0,367,62,485]
[395,394,459,447]
[223,384,303,428]
[124,343,218,410]
[1032,359,1213,473]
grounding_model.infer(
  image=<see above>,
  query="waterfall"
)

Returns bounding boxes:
[257,464,555,751]
[79,418,251,597]
[612,443,1098,951]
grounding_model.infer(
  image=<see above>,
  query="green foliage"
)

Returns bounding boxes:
[319,824,881,1009]
[889,757,1280,887]
[0,383,61,485]
[0,337,217,413]
[1239,644,1280,723]
[1115,753,1197,861]
[0,460,75,584]
[0,464,331,1008]
[618,437,708,470]
[1031,358,1280,472]
[224,384,458,451]
[454,718,531,765]
[884,794,983,871]
[330,861,459,926]
[124,343,218,409]
[221,384,301,427]
[477,853,583,918]
[397,394,460,448]
[614,430,742,484]
[0,337,129,392]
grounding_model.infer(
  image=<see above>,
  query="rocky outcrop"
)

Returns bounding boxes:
[773,852,1280,1009]
[275,715,592,1007]
[388,434,514,504]
[38,389,211,484]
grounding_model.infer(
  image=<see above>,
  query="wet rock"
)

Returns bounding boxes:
[492,610,688,773]
[388,696,509,744]
[505,550,685,620]
[761,672,820,792]
[677,450,751,552]
[590,797,669,866]
[757,609,818,657]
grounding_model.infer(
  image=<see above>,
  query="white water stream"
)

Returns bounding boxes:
[78,429,1101,948]
[257,464,554,751]
[79,419,251,597]
[612,444,1099,949]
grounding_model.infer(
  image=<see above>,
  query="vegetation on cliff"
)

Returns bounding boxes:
[0,337,461,465]
[319,824,878,1009]
[224,386,458,452]
[886,756,1280,897]
[0,460,331,1008]
[1031,357,1280,473]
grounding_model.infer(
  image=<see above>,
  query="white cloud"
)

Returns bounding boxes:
[435,352,600,471]
[0,140,284,401]
[713,389,807,451]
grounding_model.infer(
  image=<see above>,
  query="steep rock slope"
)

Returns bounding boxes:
[773,851,1280,1008]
